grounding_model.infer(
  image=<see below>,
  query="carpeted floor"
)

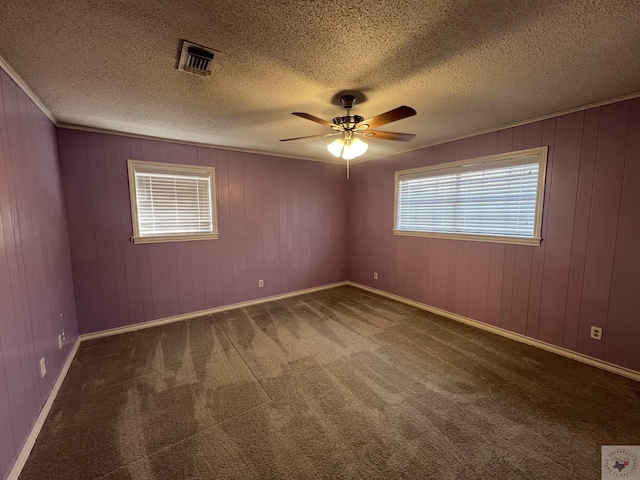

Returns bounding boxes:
[19,286,640,479]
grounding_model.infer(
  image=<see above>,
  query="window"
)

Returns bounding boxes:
[127,160,218,244]
[394,147,547,246]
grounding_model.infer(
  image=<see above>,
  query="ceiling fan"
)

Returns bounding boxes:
[280,95,416,177]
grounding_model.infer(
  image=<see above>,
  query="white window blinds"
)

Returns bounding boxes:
[128,160,218,244]
[395,147,547,245]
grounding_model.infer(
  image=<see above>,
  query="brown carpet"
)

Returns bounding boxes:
[19,286,640,479]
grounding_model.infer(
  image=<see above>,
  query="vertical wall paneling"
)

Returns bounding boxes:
[538,112,583,344]
[228,151,248,305]
[523,120,551,338]
[185,145,206,312]
[425,239,437,306]
[264,156,275,294]
[117,136,144,325]
[348,98,640,373]
[445,241,458,313]
[562,108,600,351]
[0,68,78,480]
[217,150,235,306]
[58,129,349,335]
[453,241,470,318]
[432,239,449,310]
[467,242,490,323]
[243,154,259,301]
[508,123,534,335]
[196,147,216,308]
[576,102,631,360]
[87,133,119,332]
[510,246,533,335]
[104,134,131,327]
[0,79,28,472]
[605,98,640,371]
[486,243,505,326]
[2,77,42,425]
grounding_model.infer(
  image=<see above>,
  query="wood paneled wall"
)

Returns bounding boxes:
[348,99,640,372]
[57,129,348,335]
[0,70,78,479]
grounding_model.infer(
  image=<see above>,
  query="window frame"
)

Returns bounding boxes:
[393,146,548,246]
[127,159,219,245]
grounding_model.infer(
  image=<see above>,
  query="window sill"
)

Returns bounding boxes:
[393,229,541,246]
[132,233,219,244]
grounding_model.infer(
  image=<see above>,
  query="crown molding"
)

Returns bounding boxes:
[56,123,344,165]
[350,90,640,165]
[62,90,640,167]
[3,55,638,167]
[0,54,342,165]
[0,54,57,124]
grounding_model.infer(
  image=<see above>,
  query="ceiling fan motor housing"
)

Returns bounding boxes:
[332,114,365,129]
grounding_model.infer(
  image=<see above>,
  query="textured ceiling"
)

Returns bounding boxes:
[1,0,640,163]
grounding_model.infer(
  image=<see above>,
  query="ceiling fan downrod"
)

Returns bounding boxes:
[333,95,364,130]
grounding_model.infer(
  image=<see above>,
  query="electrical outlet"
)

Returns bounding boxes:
[373,272,378,280]
[62,329,65,341]
[590,326,603,340]
[58,334,63,350]
[39,358,46,378]
[258,279,264,288]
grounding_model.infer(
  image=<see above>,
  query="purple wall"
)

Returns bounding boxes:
[57,129,348,335]
[348,99,640,373]
[0,70,78,479]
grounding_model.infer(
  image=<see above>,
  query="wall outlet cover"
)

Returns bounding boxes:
[590,326,603,340]
[258,280,264,288]
[39,357,46,377]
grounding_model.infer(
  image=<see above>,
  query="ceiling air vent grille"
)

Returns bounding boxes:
[178,41,217,76]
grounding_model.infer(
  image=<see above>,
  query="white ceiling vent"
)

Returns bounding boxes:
[178,41,217,76]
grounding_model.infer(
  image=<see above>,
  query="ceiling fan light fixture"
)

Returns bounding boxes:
[347,137,368,158]
[327,138,344,157]
[327,136,368,160]
[341,149,357,161]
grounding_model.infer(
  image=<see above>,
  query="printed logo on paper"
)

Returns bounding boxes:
[603,446,640,479]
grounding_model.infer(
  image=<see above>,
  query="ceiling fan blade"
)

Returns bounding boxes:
[362,130,416,142]
[292,112,336,128]
[279,132,340,142]
[359,106,416,130]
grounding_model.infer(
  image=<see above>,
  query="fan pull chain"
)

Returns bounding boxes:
[346,157,350,179]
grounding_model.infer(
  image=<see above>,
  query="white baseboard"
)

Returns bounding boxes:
[5,282,348,478]
[7,281,638,479]
[80,281,349,341]
[7,338,81,480]
[346,281,640,383]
